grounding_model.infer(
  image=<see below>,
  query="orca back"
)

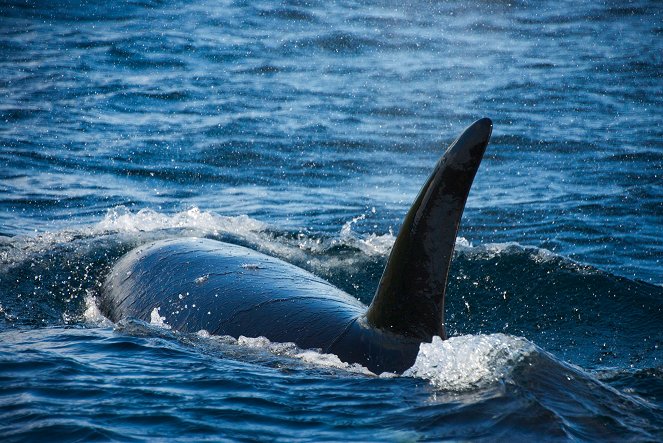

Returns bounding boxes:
[101,238,364,351]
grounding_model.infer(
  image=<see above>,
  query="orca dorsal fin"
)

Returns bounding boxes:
[366,118,492,340]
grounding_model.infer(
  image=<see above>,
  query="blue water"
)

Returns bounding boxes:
[1,0,662,440]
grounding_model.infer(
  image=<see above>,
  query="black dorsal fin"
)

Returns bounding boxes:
[366,118,493,340]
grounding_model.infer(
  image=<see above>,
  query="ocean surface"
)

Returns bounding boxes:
[1,0,662,441]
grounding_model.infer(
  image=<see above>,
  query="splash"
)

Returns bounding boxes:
[0,207,269,270]
[404,334,535,391]
[196,330,535,387]
[94,206,267,237]
[149,307,171,330]
[1,205,584,279]
[82,292,113,327]
[338,213,395,257]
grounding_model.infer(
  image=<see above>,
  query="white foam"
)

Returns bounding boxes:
[404,334,535,390]
[237,335,272,348]
[82,292,114,327]
[0,207,269,271]
[203,334,374,375]
[338,213,395,256]
[335,213,486,259]
[454,236,473,250]
[294,349,363,371]
[94,206,266,237]
[201,332,534,385]
[0,206,486,283]
[0,205,471,268]
[149,307,171,330]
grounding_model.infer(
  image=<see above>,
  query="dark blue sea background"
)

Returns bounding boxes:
[1,0,662,441]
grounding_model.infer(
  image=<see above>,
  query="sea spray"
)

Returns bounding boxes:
[404,334,535,390]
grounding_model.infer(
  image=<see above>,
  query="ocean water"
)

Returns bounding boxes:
[1,0,662,441]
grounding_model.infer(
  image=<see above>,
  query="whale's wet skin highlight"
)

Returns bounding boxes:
[1,1,662,441]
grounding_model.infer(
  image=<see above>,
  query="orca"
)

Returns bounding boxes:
[100,118,493,374]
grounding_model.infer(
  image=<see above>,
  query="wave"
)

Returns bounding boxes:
[1,206,661,370]
[3,210,662,440]
[80,304,663,440]
[78,296,574,393]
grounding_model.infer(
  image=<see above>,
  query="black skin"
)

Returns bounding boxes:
[101,118,493,374]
